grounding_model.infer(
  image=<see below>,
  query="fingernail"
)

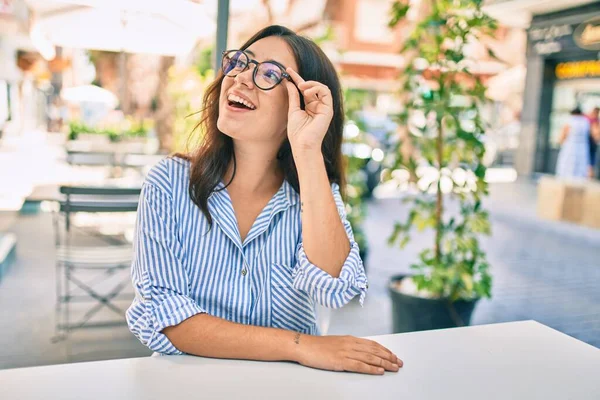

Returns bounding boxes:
[392,364,399,371]
[378,368,384,374]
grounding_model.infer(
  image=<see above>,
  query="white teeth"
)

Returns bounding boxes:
[228,94,255,109]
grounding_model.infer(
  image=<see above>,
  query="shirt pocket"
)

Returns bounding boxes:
[270,263,318,334]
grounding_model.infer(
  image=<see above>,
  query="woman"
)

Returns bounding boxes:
[126,25,402,375]
[556,107,591,179]
[586,107,599,179]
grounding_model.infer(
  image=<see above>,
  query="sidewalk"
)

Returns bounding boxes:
[329,179,600,348]
[0,131,67,212]
[0,131,116,213]
[485,178,600,246]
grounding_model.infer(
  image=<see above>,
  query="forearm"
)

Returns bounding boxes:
[559,126,569,145]
[294,150,351,278]
[592,124,600,143]
[163,313,301,361]
[165,312,403,375]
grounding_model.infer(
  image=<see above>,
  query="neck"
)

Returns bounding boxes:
[224,141,284,194]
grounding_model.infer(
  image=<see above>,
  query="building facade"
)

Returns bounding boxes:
[0,0,48,138]
[518,3,600,177]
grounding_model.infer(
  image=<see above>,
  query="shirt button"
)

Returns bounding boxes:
[241,268,247,276]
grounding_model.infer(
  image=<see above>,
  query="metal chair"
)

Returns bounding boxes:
[66,151,117,167]
[52,186,141,341]
[120,153,166,176]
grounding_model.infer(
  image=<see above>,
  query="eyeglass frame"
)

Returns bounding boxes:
[221,49,293,91]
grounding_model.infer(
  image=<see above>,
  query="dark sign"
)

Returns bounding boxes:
[529,24,573,55]
[574,16,600,51]
[529,14,600,56]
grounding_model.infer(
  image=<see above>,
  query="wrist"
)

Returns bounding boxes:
[284,331,312,364]
[292,148,324,168]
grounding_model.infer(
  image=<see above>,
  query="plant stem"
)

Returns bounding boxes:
[435,114,443,264]
[432,0,443,266]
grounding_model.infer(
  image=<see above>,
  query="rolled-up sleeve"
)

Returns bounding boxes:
[126,182,205,355]
[292,183,368,309]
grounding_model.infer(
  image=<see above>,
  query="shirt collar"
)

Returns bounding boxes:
[210,178,299,207]
[207,178,299,249]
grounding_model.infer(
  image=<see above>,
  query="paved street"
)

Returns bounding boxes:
[330,181,600,350]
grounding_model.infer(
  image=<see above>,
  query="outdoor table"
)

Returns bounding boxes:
[0,321,598,399]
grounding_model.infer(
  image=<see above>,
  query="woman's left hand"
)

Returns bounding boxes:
[285,67,333,154]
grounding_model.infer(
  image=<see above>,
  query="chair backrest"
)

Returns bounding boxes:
[59,186,142,197]
[121,153,165,169]
[66,151,116,166]
[59,186,141,230]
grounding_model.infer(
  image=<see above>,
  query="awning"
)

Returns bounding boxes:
[25,0,215,55]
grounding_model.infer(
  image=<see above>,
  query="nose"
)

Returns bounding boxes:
[234,64,255,89]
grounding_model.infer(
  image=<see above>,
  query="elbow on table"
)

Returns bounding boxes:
[126,302,196,356]
[294,240,367,307]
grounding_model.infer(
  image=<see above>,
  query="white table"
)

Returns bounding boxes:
[1,321,598,400]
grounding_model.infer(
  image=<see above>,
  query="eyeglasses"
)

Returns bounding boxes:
[221,49,291,91]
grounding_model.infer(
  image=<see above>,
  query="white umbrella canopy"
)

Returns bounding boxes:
[486,65,526,102]
[26,0,215,56]
[61,84,118,107]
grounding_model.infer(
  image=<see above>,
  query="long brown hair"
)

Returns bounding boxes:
[179,25,346,227]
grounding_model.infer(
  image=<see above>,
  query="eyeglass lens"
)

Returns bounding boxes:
[222,50,284,90]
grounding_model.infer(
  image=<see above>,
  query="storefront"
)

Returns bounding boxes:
[516,3,600,178]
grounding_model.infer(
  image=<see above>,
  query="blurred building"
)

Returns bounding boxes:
[0,0,49,138]
[326,0,524,165]
[486,0,600,178]
[326,0,403,115]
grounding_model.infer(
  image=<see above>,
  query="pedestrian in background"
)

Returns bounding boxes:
[556,107,591,179]
[585,107,600,179]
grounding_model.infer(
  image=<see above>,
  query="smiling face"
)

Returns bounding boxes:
[217,36,298,145]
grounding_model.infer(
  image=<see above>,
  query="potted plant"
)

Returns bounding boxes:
[386,0,496,332]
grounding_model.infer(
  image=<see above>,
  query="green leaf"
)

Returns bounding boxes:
[474,163,486,179]
[399,236,411,249]
[389,1,410,28]
[486,47,500,61]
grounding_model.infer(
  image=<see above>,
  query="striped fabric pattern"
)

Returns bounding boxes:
[126,157,367,355]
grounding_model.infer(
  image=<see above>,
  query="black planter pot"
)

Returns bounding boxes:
[389,274,479,333]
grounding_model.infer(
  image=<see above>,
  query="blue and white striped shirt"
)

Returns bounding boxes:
[126,157,367,355]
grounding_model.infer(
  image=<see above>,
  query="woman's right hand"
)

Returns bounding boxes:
[293,334,403,375]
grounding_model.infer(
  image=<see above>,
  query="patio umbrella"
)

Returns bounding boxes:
[61,84,119,126]
[486,65,526,102]
[26,0,215,56]
[61,85,118,108]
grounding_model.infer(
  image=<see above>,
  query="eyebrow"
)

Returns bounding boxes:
[244,49,285,67]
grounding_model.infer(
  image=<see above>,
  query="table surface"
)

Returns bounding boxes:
[1,321,598,400]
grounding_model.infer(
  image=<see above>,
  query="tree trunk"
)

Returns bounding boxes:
[155,56,175,153]
[435,116,443,263]
[433,0,443,264]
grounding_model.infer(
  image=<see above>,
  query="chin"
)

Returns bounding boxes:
[217,116,244,139]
